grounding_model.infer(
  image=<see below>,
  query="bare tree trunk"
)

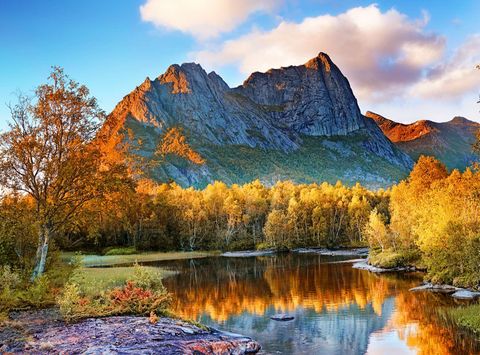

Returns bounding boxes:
[31,225,50,281]
[31,227,44,281]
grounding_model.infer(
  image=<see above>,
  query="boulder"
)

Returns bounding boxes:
[270,314,295,321]
[451,290,480,300]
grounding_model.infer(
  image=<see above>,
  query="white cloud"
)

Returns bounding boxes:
[140,0,280,40]
[193,4,446,101]
[411,35,480,99]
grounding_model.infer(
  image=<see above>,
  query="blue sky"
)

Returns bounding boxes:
[1,0,479,131]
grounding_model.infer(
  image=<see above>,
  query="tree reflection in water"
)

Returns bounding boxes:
[149,254,479,354]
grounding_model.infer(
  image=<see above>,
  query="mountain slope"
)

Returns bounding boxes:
[105,53,413,188]
[366,111,480,170]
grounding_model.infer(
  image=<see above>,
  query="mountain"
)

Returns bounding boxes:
[366,111,480,170]
[105,53,413,188]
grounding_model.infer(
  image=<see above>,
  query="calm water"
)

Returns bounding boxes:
[147,253,479,354]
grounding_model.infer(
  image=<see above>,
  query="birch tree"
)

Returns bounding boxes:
[0,68,125,279]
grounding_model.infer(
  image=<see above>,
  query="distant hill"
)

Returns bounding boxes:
[366,111,480,170]
[102,53,413,188]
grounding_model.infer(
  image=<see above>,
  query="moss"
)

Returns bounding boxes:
[448,304,480,335]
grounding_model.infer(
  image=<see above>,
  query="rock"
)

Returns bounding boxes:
[409,283,459,294]
[1,311,261,354]
[222,250,276,257]
[352,260,416,273]
[102,52,413,188]
[293,248,369,257]
[270,314,295,321]
[237,53,367,137]
[451,290,480,300]
[409,284,480,299]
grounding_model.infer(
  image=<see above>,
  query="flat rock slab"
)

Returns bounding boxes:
[270,314,294,321]
[352,260,416,273]
[451,290,480,300]
[409,284,480,299]
[1,311,260,354]
[222,250,276,257]
[409,283,459,294]
[293,248,369,257]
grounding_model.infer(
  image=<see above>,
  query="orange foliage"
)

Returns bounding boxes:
[157,127,205,165]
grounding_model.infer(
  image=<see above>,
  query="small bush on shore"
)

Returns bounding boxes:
[57,264,171,322]
[0,259,74,316]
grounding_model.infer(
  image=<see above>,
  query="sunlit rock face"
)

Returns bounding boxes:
[366,111,480,170]
[105,53,413,187]
[237,53,366,137]
[110,62,298,151]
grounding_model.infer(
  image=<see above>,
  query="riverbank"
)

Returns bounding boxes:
[63,250,219,267]
[351,259,480,337]
[0,309,260,354]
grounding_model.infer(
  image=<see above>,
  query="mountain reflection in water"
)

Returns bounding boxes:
[146,254,479,354]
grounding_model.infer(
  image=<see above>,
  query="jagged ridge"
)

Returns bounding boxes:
[105,53,413,188]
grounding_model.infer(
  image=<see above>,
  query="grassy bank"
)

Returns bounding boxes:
[72,266,176,297]
[367,248,422,269]
[448,304,480,335]
[62,250,219,267]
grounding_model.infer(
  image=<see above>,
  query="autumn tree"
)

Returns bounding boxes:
[0,68,126,279]
[156,127,204,165]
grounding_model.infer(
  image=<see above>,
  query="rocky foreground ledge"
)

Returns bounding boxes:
[1,310,260,354]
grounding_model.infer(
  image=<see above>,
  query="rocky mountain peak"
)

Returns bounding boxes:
[158,64,192,94]
[305,52,332,72]
[236,53,366,136]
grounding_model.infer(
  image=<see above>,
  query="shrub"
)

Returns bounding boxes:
[19,275,56,308]
[0,265,21,290]
[108,280,170,316]
[130,263,164,290]
[104,247,137,256]
[57,265,171,322]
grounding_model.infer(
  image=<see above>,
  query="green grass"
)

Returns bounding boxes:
[368,248,421,269]
[448,304,480,335]
[63,250,219,267]
[71,266,176,297]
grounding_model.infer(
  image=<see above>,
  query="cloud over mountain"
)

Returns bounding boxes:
[193,5,446,102]
[140,0,280,40]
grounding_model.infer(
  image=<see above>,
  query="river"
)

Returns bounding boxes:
[145,253,479,354]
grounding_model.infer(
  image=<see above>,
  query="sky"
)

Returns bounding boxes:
[1,0,479,131]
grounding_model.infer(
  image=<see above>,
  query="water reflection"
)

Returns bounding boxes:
[150,254,479,354]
